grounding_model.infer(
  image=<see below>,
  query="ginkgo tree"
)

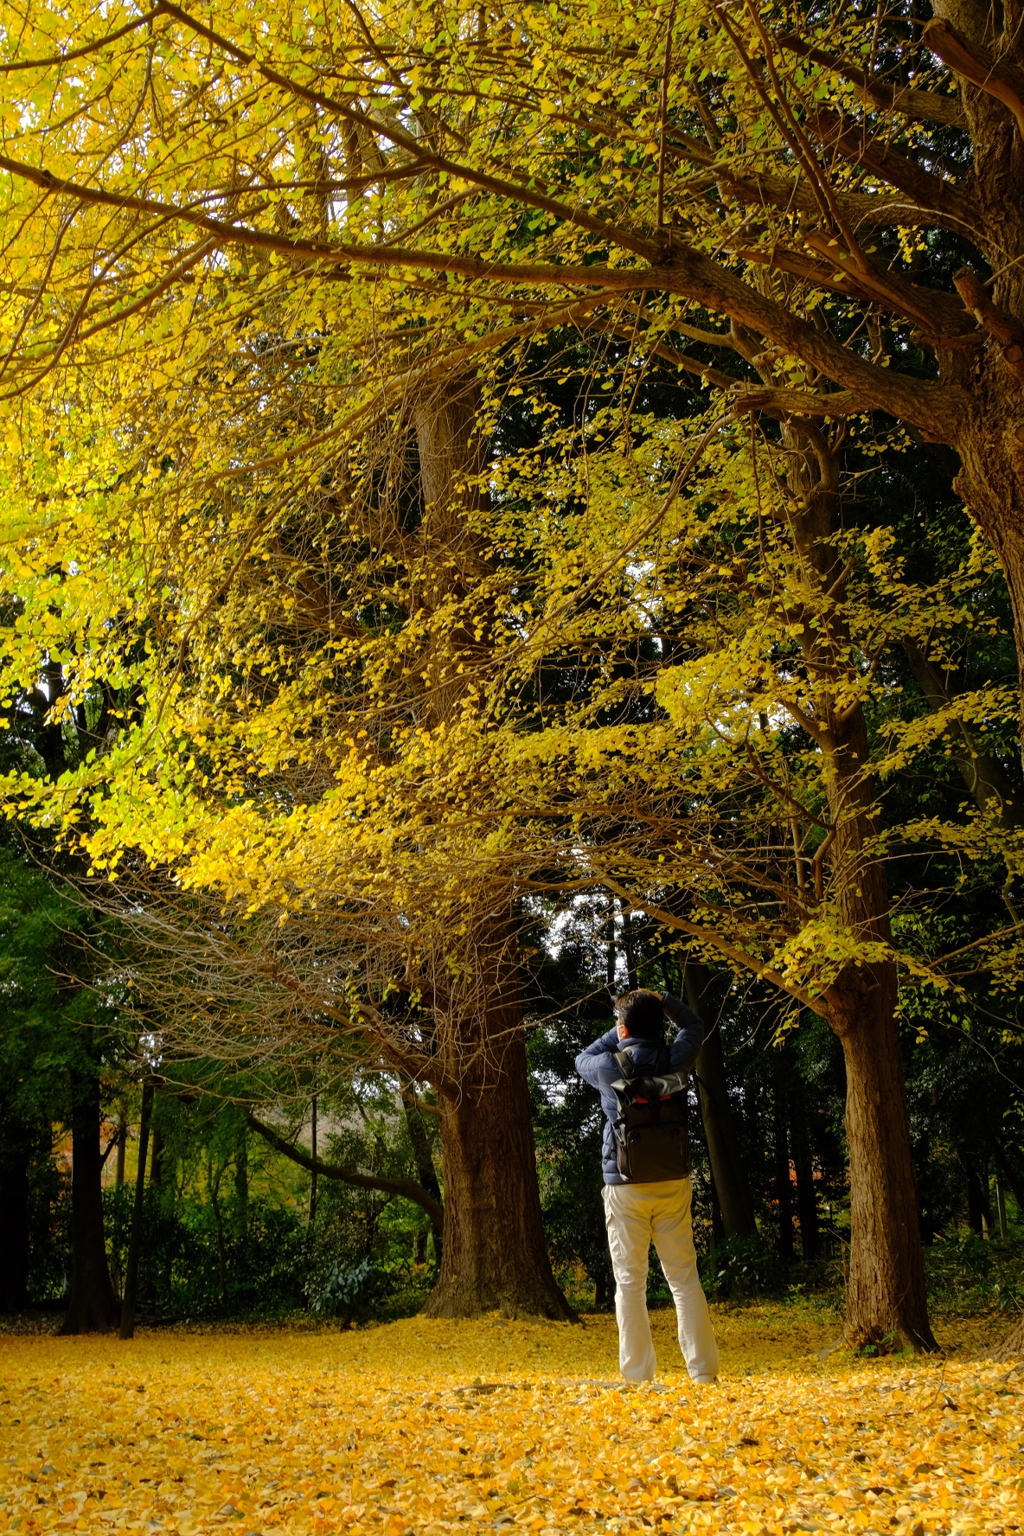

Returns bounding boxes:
[476,393,1024,1349]
[1,0,1023,1344]
[1,0,1023,702]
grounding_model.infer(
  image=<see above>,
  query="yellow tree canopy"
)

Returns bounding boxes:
[0,0,1021,1017]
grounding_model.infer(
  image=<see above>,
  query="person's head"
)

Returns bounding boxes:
[614,988,664,1041]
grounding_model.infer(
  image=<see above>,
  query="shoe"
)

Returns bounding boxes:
[690,1375,717,1384]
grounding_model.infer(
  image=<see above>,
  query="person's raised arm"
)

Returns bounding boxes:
[575,1025,621,1087]
[661,992,705,1072]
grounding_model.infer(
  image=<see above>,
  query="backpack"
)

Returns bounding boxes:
[610,1043,691,1183]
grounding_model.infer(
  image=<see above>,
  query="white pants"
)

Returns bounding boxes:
[603,1178,719,1383]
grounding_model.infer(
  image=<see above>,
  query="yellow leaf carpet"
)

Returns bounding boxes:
[1,1308,1020,1536]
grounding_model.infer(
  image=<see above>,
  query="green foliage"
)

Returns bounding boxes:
[24,1151,68,1305]
[700,1234,787,1304]
[103,1183,309,1319]
[311,1257,398,1328]
[924,1235,1024,1318]
[0,844,107,1123]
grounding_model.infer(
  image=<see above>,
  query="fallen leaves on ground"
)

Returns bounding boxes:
[0,1306,1020,1536]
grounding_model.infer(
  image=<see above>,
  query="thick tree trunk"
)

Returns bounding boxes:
[991,1315,1024,1360]
[961,473,1024,743]
[824,715,937,1349]
[59,1070,119,1335]
[784,426,937,1349]
[423,997,574,1321]
[824,711,937,1348]
[410,382,572,1320]
[836,995,936,1351]
[926,0,1024,737]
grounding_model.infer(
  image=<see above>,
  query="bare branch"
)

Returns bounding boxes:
[247,1113,444,1234]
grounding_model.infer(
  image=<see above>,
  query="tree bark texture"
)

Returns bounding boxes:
[410,381,572,1320]
[920,0,1024,736]
[419,911,572,1321]
[836,999,936,1351]
[785,427,937,1350]
[990,1314,1024,1360]
[822,704,936,1349]
[423,1005,575,1320]
[59,1069,119,1335]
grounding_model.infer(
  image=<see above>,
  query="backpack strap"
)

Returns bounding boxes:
[614,1042,670,1080]
[613,1047,641,1080]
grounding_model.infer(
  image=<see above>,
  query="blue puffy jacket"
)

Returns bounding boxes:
[575,993,705,1185]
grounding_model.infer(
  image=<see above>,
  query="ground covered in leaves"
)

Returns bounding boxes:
[1,1306,1020,1536]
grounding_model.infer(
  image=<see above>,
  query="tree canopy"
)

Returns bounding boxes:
[2,0,1024,1341]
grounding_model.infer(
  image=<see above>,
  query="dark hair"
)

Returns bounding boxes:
[614,989,664,1040]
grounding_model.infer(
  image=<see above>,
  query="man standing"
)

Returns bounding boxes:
[576,987,719,1384]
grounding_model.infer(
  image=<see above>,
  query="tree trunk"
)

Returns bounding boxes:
[115,1110,127,1187]
[837,1001,936,1350]
[410,382,573,1320]
[0,1126,32,1312]
[963,1154,992,1235]
[59,1069,119,1334]
[119,1079,153,1339]
[784,424,936,1350]
[773,1093,795,1265]
[234,1120,248,1242]
[149,1124,165,1186]
[402,1092,442,1262]
[708,1171,726,1247]
[683,962,758,1238]
[790,1092,820,1262]
[949,337,1024,747]
[308,1095,318,1227]
[992,1141,1024,1217]
[423,993,574,1321]
[209,1164,228,1308]
[621,905,639,991]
